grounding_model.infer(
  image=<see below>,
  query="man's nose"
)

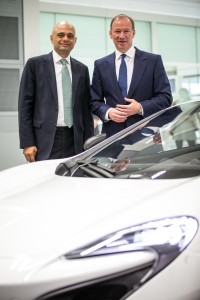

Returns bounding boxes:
[63,34,68,40]
[119,31,125,38]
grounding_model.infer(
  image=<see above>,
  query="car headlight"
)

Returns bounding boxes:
[39,216,198,300]
[65,216,198,281]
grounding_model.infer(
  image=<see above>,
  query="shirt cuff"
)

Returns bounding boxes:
[138,105,143,116]
[105,108,112,121]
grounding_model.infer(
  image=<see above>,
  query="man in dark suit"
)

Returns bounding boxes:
[90,14,173,138]
[18,21,94,162]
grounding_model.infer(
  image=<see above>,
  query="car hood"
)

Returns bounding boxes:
[0,160,198,260]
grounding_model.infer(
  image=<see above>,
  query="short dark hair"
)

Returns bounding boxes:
[110,14,135,30]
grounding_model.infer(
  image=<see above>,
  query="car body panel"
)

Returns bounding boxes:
[0,101,200,300]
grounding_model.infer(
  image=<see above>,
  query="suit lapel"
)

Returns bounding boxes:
[106,53,125,104]
[43,52,58,104]
[71,58,80,106]
[127,48,147,97]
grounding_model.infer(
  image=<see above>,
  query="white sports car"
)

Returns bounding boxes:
[0,100,200,300]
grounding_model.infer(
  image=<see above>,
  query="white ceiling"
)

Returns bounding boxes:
[40,0,200,19]
[176,0,200,2]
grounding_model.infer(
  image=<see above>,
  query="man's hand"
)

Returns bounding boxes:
[116,98,142,116]
[108,107,128,123]
[23,146,37,163]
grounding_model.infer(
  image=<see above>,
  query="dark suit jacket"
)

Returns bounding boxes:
[90,47,173,137]
[18,52,94,161]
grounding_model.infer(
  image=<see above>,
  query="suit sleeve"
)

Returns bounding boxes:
[90,60,111,121]
[18,59,36,149]
[140,55,173,117]
[82,67,94,141]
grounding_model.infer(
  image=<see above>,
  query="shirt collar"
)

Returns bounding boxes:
[115,46,136,60]
[52,50,71,65]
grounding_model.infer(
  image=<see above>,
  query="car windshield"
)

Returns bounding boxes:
[57,101,200,179]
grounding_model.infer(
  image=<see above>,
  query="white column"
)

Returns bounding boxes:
[23,0,40,62]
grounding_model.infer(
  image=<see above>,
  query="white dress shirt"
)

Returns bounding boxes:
[105,46,138,120]
[52,50,72,126]
[115,46,136,94]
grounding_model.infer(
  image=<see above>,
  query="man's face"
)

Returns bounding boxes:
[109,17,135,53]
[50,22,77,57]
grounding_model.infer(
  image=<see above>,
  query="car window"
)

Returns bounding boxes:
[71,102,200,179]
[53,101,199,179]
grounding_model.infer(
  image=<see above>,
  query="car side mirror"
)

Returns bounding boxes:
[84,133,107,150]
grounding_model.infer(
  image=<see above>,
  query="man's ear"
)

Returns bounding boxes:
[109,30,113,39]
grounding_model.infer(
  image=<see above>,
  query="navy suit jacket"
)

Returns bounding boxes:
[90,47,173,137]
[18,52,94,161]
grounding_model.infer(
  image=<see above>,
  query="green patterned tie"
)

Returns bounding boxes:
[60,59,73,127]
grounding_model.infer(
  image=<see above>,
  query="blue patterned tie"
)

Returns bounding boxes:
[118,54,127,98]
[60,59,73,127]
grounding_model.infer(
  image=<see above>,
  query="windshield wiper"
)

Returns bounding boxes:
[76,160,115,178]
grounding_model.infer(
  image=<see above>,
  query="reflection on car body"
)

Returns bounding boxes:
[0,100,200,300]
